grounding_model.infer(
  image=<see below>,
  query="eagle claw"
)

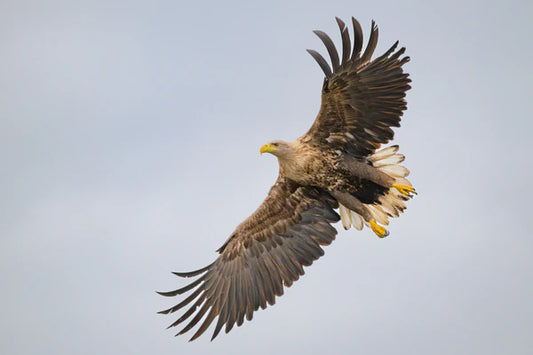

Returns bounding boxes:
[370,220,389,238]
[393,183,417,197]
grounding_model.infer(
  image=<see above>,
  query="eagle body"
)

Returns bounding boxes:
[270,140,341,189]
[159,17,415,341]
[267,139,389,205]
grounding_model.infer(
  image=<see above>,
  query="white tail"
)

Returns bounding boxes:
[339,145,414,234]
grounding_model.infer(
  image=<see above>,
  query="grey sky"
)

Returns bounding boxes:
[1,0,532,354]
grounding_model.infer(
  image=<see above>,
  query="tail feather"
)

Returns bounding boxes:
[367,204,389,225]
[380,164,410,178]
[350,211,364,230]
[338,145,414,235]
[368,145,398,161]
[372,153,404,167]
[395,177,412,187]
[339,204,352,230]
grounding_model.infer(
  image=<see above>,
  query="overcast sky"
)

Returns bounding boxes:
[2,0,532,354]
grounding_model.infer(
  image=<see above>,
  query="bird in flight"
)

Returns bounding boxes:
[158,16,415,341]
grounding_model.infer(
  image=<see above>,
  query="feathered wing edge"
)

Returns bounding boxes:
[304,17,411,157]
[306,17,393,79]
[157,180,340,341]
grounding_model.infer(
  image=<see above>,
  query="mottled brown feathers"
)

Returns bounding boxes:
[158,177,339,341]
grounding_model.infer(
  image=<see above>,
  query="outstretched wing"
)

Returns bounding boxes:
[158,177,339,341]
[303,17,411,157]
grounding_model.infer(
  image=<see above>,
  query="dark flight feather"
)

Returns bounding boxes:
[306,49,332,78]
[313,30,340,73]
[335,17,351,65]
[304,18,411,157]
[158,177,339,341]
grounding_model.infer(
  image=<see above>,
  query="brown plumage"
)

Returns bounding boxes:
[158,16,415,341]
[305,18,410,157]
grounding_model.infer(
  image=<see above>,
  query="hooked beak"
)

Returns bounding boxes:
[260,143,277,155]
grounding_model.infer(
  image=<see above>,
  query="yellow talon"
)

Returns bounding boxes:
[393,183,417,196]
[370,220,389,238]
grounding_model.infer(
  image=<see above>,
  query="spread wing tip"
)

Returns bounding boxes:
[312,30,340,72]
[309,17,411,79]
[307,49,333,78]
[159,184,340,341]
[171,262,214,277]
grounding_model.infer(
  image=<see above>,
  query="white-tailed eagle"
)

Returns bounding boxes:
[158,17,415,341]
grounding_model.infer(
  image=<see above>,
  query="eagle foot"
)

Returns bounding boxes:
[370,220,389,238]
[393,184,417,197]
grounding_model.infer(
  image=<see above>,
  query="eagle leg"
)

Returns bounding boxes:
[341,155,394,188]
[329,190,389,238]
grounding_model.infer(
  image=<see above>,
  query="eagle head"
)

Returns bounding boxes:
[260,140,292,158]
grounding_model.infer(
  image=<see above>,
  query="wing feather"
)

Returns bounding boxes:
[304,17,411,157]
[306,49,332,78]
[335,17,351,64]
[360,21,378,64]
[158,177,339,341]
[351,17,363,60]
[313,30,340,72]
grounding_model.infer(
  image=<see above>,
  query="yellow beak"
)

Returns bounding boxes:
[260,143,277,154]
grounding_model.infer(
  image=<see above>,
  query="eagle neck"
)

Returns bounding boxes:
[276,141,313,184]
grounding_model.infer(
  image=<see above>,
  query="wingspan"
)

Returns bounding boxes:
[158,177,339,341]
[304,17,411,157]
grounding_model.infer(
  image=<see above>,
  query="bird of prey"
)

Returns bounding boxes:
[158,17,415,341]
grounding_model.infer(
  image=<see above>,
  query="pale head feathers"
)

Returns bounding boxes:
[260,140,296,159]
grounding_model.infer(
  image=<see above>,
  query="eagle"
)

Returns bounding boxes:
[158,17,415,341]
